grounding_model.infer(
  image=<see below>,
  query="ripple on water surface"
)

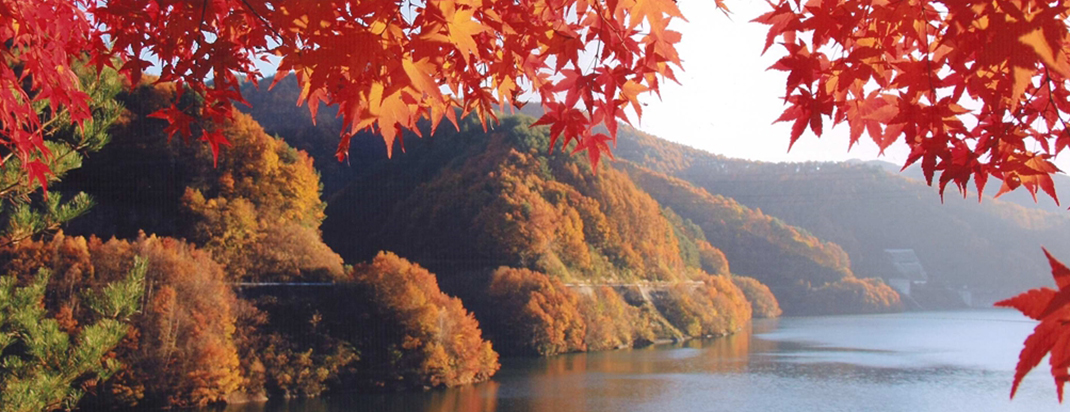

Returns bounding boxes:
[219,309,1059,412]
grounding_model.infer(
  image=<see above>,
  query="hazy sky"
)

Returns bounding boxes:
[639,0,913,167]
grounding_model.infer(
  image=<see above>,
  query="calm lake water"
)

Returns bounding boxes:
[222,309,1061,412]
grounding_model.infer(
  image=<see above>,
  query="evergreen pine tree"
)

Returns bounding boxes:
[0,258,145,412]
[0,63,122,247]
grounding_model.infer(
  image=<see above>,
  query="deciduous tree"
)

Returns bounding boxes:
[3,0,692,186]
[88,234,243,409]
[484,267,587,356]
[348,252,500,388]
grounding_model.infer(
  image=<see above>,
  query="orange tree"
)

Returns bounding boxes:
[756,0,1070,401]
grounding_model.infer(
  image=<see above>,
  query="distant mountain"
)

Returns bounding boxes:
[614,127,1070,297]
[852,158,1070,215]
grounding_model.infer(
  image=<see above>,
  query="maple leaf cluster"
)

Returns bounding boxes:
[756,0,1070,204]
[996,249,1070,402]
[1,0,693,182]
[0,0,95,191]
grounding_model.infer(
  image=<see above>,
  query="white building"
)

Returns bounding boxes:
[883,249,928,296]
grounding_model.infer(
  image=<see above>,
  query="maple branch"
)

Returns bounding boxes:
[1041,69,1070,153]
[238,0,286,46]
[199,0,208,34]
[593,2,629,57]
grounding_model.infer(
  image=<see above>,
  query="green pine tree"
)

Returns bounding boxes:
[0,257,145,412]
[0,62,122,247]
[0,62,137,412]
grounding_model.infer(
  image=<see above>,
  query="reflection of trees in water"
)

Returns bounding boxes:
[680,319,784,374]
[220,324,790,412]
[220,381,501,412]
[424,382,500,412]
[512,328,791,412]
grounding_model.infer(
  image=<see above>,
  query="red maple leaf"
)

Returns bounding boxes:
[148,103,197,143]
[25,160,52,196]
[200,130,231,168]
[996,248,1070,401]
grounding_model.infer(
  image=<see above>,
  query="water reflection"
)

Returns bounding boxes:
[224,382,500,412]
[220,310,1059,412]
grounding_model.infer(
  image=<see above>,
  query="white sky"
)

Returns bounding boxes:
[638,0,912,166]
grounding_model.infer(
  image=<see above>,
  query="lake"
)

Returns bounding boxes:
[222,309,1060,412]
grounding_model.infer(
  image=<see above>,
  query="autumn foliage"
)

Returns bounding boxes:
[179,110,344,282]
[484,267,588,356]
[340,116,710,286]
[623,163,853,283]
[0,233,242,409]
[14,0,1039,407]
[731,276,783,318]
[2,0,693,190]
[656,273,752,338]
[481,266,759,355]
[996,249,1070,401]
[577,286,657,351]
[757,0,1070,202]
[0,232,505,405]
[64,81,344,283]
[614,124,1070,298]
[794,277,903,315]
[94,235,242,408]
[347,252,500,388]
[619,161,899,314]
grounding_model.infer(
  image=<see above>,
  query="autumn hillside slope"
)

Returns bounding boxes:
[236,75,898,317]
[616,163,897,314]
[297,115,895,317]
[52,78,773,365]
[613,127,1070,299]
[42,80,501,406]
[317,115,762,352]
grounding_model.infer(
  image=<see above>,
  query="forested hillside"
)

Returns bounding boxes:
[614,127,1070,296]
[239,75,896,316]
[23,77,791,408]
[313,115,896,316]
[317,115,774,350]
[619,164,899,314]
[5,73,932,408]
[35,79,500,408]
